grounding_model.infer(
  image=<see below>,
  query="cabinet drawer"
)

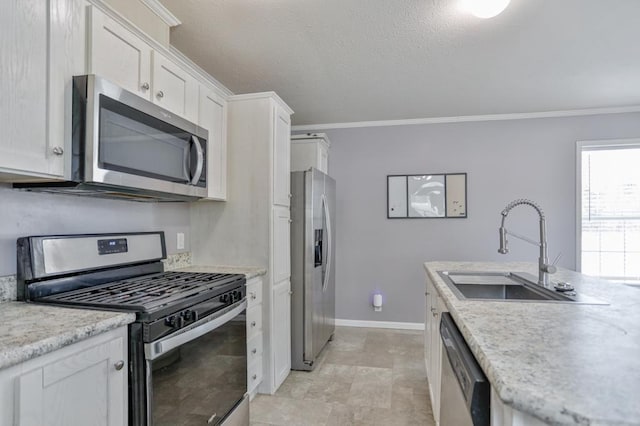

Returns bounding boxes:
[246,305,262,339]
[247,332,263,364]
[247,359,263,393]
[246,278,263,309]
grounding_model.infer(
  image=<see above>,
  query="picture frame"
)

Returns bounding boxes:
[387,173,467,219]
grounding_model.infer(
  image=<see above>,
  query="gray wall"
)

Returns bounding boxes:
[309,112,640,323]
[0,184,190,276]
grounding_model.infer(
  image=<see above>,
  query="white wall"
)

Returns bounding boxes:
[103,0,170,45]
[0,184,190,276]
[305,112,640,323]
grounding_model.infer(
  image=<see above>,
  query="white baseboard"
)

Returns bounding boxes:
[335,318,425,331]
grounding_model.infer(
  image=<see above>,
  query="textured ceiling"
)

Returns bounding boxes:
[159,0,640,126]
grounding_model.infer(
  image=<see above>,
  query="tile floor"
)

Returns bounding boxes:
[249,326,436,426]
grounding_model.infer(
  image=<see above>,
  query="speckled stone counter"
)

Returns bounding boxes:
[424,261,640,426]
[0,303,135,370]
[173,265,266,280]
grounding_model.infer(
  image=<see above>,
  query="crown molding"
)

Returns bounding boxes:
[140,0,182,27]
[291,105,640,131]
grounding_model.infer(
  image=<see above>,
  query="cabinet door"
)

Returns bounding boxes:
[88,6,152,99]
[272,279,291,390]
[0,0,51,178]
[48,0,88,178]
[152,51,199,122]
[199,86,227,200]
[272,206,291,283]
[15,331,127,426]
[272,106,291,206]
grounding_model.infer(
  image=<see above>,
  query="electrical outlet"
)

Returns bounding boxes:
[177,232,185,250]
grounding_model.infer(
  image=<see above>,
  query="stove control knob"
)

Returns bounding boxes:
[165,315,185,329]
[183,310,198,322]
[220,294,229,304]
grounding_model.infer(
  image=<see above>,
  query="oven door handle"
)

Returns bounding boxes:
[145,299,247,360]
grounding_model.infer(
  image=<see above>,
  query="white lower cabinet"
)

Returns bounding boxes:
[246,277,264,399]
[0,326,128,426]
[272,279,291,390]
[491,388,548,426]
[425,276,447,425]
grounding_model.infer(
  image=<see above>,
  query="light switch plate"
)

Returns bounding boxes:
[177,232,185,250]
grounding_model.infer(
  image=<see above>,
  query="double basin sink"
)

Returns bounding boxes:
[437,271,607,304]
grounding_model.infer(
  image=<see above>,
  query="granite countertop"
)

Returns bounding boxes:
[173,265,267,280]
[424,261,640,425]
[0,303,135,370]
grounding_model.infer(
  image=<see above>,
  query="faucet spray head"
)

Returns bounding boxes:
[498,227,509,254]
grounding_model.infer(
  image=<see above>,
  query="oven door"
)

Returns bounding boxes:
[144,300,248,426]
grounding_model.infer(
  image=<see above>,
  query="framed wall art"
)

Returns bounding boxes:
[387,173,467,219]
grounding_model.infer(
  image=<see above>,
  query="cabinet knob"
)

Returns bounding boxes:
[251,321,256,327]
[288,219,293,223]
[141,82,150,91]
[114,360,125,371]
[252,348,257,354]
[289,290,293,295]
[156,90,164,99]
[52,146,64,156]
[252,374,257,380]
[288,193,292,198]
[250,292,257,300]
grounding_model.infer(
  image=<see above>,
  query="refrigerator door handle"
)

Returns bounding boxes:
[322,193,332,293]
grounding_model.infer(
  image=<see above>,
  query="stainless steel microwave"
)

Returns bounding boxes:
[15,75,208,202]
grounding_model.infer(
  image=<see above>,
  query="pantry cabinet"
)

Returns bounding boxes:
[0,326,128,426]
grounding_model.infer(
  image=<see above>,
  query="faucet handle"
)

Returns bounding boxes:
[543,252,562,274]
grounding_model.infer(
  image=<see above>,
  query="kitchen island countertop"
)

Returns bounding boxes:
[425,261,640,426]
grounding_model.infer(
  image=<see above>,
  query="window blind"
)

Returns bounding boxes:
[581,145,640,282]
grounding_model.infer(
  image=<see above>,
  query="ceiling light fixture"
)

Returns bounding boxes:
[459,0,511,19]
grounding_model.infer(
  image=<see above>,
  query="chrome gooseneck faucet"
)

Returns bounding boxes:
[498,199,556,286]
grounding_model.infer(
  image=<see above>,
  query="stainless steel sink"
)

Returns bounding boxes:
[437,271,607,304]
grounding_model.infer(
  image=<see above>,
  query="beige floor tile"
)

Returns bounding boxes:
[250,327,435,426]
[250,395,331,425]
[305,378,352,403]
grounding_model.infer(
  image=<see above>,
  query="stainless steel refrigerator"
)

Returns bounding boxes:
[290,168,336,371]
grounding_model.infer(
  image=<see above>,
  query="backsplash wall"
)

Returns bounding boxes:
[305,111,640,324]
[0,184,191,276]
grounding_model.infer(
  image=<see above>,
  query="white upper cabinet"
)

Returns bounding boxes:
[291,133,331,175]
[152,51,198,122]
[198,85,228,200]
[88,5,152,99]
[88,6,198,121]
[273,107,291,207]
[0,0,85,180]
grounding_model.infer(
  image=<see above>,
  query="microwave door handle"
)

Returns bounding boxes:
[190,135,204,185]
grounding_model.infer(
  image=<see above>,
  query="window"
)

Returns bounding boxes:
[578,139,640,283]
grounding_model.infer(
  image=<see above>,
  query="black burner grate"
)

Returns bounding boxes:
[40,272,244,314]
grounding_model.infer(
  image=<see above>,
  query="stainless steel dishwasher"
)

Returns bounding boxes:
[440,313,490,426]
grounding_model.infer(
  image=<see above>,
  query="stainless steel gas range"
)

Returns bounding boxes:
[17,232,249,426]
